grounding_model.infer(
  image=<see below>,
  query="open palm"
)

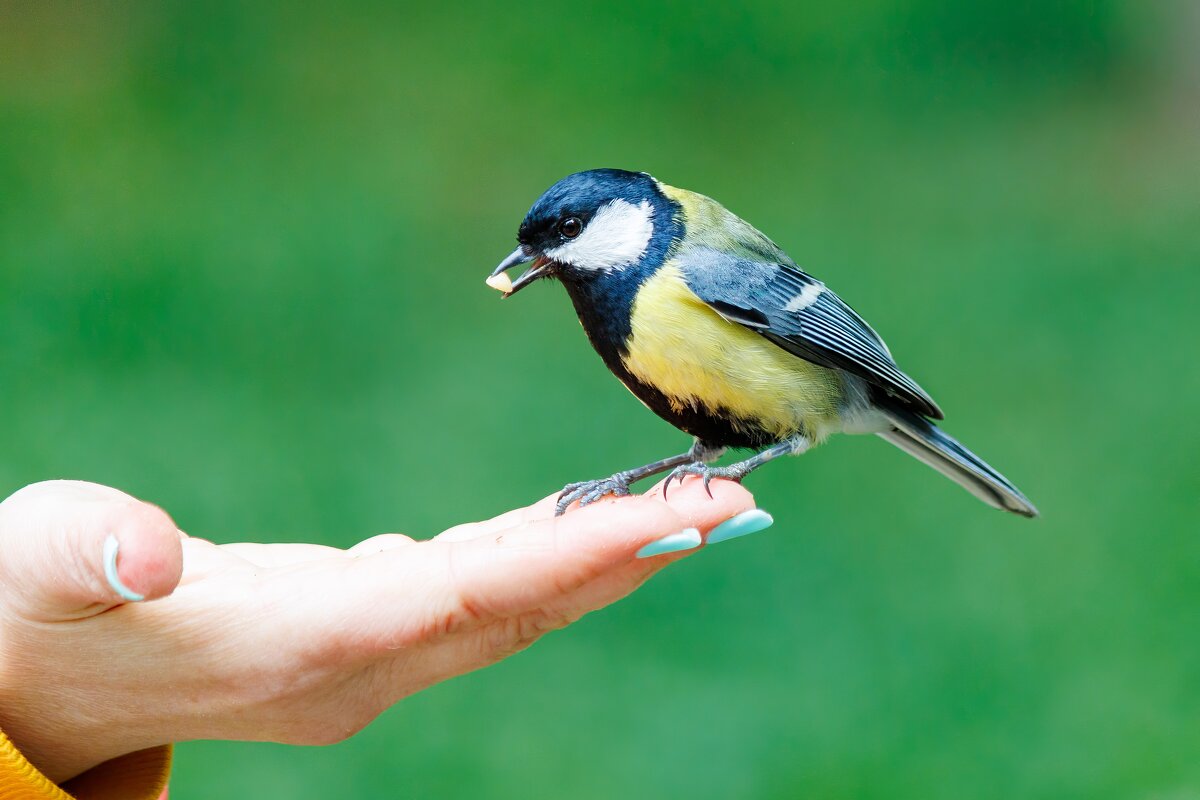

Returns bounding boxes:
[0,478,756,783]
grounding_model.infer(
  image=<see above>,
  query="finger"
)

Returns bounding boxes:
[511,480,770,621]
[453,478,755,617]
[0,480,184,621]
[213,533,420,568]
[221,541,353,567]
[325,478,755,653]
[434,493,559,543]
[347,534,417,556]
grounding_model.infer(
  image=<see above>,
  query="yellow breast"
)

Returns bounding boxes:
[621,262,844,441]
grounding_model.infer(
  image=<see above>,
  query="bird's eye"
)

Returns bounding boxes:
[559,217,583,239]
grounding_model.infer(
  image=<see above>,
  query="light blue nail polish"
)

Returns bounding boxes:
[706,509,774,545]
[636,528,702,559]
[103,534,145,603]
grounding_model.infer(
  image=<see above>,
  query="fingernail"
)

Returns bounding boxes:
[103,534,145,603]
[636,527,702,559]
[706,509,774,545]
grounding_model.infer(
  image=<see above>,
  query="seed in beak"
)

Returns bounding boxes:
[485,272,513,293]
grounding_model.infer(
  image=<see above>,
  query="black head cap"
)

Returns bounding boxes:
[517,169,665,255]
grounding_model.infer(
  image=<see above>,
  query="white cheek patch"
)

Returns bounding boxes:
[783,282,824,312]
[545,199,654,272]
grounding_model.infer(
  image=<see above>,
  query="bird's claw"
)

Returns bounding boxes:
[555,473,633,516]
[663,462,746,499]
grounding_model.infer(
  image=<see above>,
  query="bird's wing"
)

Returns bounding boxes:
[679,247,944,419]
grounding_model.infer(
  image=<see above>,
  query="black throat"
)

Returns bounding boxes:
[557,192,681,373]
[552,192,775,449]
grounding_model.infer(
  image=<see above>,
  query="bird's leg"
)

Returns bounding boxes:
[555,440,726,516]
[665,435,812,498]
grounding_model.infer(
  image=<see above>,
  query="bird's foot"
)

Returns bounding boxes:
[556,473,633,516]
[663,462,748,499]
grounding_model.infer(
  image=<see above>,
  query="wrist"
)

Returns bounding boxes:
[0,615,176,782]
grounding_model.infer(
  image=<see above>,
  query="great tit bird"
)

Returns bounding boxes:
[488,169,1037,518]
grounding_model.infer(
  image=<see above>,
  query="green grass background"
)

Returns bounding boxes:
[2,2,1198,797]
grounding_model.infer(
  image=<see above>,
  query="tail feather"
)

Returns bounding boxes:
[877,408,1038,517]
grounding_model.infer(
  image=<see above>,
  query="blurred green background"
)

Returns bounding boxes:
[2,1,1198,797]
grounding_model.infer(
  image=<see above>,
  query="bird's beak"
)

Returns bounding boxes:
[487,247,552,297]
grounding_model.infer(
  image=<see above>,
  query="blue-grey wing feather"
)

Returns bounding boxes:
[679,247,944,420]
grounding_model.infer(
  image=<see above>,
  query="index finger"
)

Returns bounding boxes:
[434,493,560,542]
[317,479,756,657]
[436,478,755,620]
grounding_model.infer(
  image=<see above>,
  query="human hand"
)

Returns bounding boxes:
[0,478,770,782]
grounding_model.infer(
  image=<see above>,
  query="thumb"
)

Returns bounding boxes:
[0,480,184,621]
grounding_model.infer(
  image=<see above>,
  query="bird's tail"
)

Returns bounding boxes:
[877,407,1038,517]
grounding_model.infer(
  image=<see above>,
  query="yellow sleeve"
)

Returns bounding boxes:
[0,728,171,800]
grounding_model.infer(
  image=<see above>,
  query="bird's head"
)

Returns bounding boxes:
[489,169,675,296]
